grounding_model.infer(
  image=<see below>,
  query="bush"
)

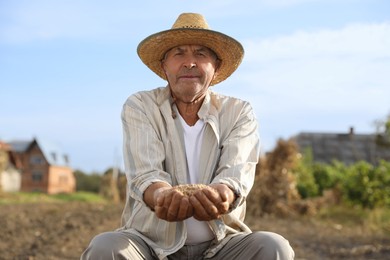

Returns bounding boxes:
[74,170,102,193]
[292,148,318,198]
[291,146,390,209]
[342,160,390,208]
[247,139,301,217]
[250,138,390,215]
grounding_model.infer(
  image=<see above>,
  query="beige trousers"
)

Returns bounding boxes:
[81,230,294,260]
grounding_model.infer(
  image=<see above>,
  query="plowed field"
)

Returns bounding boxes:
[0,202,389,259]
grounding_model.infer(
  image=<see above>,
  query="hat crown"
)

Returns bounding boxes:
[171,13,210,30]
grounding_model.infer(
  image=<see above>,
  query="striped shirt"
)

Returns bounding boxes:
[119,86,260,259]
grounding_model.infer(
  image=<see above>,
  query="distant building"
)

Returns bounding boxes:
[293,127,390,165]
[7,138,76,194]
[0,141,21,192]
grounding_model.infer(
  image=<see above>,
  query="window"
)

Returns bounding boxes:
[51,152,57,162]
[32,171,43,182]
[63,155,69,164]
[30,155,45,165]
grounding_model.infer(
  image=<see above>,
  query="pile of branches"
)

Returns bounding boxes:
[247,139,317,217]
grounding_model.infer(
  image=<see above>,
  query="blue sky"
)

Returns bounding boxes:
[1,0,389,173]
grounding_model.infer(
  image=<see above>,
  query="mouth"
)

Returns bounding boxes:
[178,74,200,80]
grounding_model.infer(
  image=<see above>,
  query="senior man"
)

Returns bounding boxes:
[81,13,294,260]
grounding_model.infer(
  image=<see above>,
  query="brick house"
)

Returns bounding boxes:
[8,138,76,194]
[292,127,390,165]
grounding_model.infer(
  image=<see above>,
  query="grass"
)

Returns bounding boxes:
[318,205,390,235]
[52,192,107,202]
[0,191,107,204]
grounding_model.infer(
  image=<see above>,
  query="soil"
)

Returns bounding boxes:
[0,202,389,260]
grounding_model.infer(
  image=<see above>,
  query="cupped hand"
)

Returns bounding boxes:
[154,187,193,222]
[189,184,234,221]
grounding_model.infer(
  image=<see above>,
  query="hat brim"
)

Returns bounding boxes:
[137,28,244,85]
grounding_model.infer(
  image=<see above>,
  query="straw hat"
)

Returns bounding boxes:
[137,13,244,85]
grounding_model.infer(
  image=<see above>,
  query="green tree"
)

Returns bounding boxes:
[292,148,319,198]
[374,113,390,146]
[312,161,344,195]
[370,160,390,207]
[341,160,390,208]
[74,170,102,193]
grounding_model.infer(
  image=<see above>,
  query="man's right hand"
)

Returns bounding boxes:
[154,187,193,222]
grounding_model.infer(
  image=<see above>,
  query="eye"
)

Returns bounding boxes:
[196,52,206,57]
[173,51,184,56]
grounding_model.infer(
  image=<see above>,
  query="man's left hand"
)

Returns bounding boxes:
[189,184,235,221]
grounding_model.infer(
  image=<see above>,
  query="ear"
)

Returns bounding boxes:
[213,60,221,78]
[214,59,221,72]
[161,60,169,81]
[213,71,219,80]
[161,60,166,73]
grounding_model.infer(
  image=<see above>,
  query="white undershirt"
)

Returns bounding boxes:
[178,114,214,245]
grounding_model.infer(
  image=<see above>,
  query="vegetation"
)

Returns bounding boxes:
[74,168,127,202]
[51,191,107,202]
[375,113,390,146]
[289,113,390,209]
[0,191,106,204]
[73,170,103,193]
[251,137,390,211]
[318,206,390,235]
[293,151,390,209]
[246,137,390,236]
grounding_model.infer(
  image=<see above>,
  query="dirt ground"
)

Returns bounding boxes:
[0,202,389,260]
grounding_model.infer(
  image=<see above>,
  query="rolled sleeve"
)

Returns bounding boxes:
[212,101,260,211]
[121,95,172,204]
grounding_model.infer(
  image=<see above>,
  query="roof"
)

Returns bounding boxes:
[36,138,69,166]
[0,141,11,151]
[292,128,390,165]
[8,138,70,167]
[7,140,30,152]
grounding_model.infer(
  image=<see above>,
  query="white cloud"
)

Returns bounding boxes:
[245,22,390,61]
[220,22,390,150]
[239,22,390,112]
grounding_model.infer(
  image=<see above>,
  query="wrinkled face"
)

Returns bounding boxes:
[161,44,220,103]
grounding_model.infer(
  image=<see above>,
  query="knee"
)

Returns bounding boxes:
[252,231,295,259]
[81,232,121,260]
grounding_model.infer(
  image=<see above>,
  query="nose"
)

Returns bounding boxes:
[183,56,197,69]
[185,63,196,69]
